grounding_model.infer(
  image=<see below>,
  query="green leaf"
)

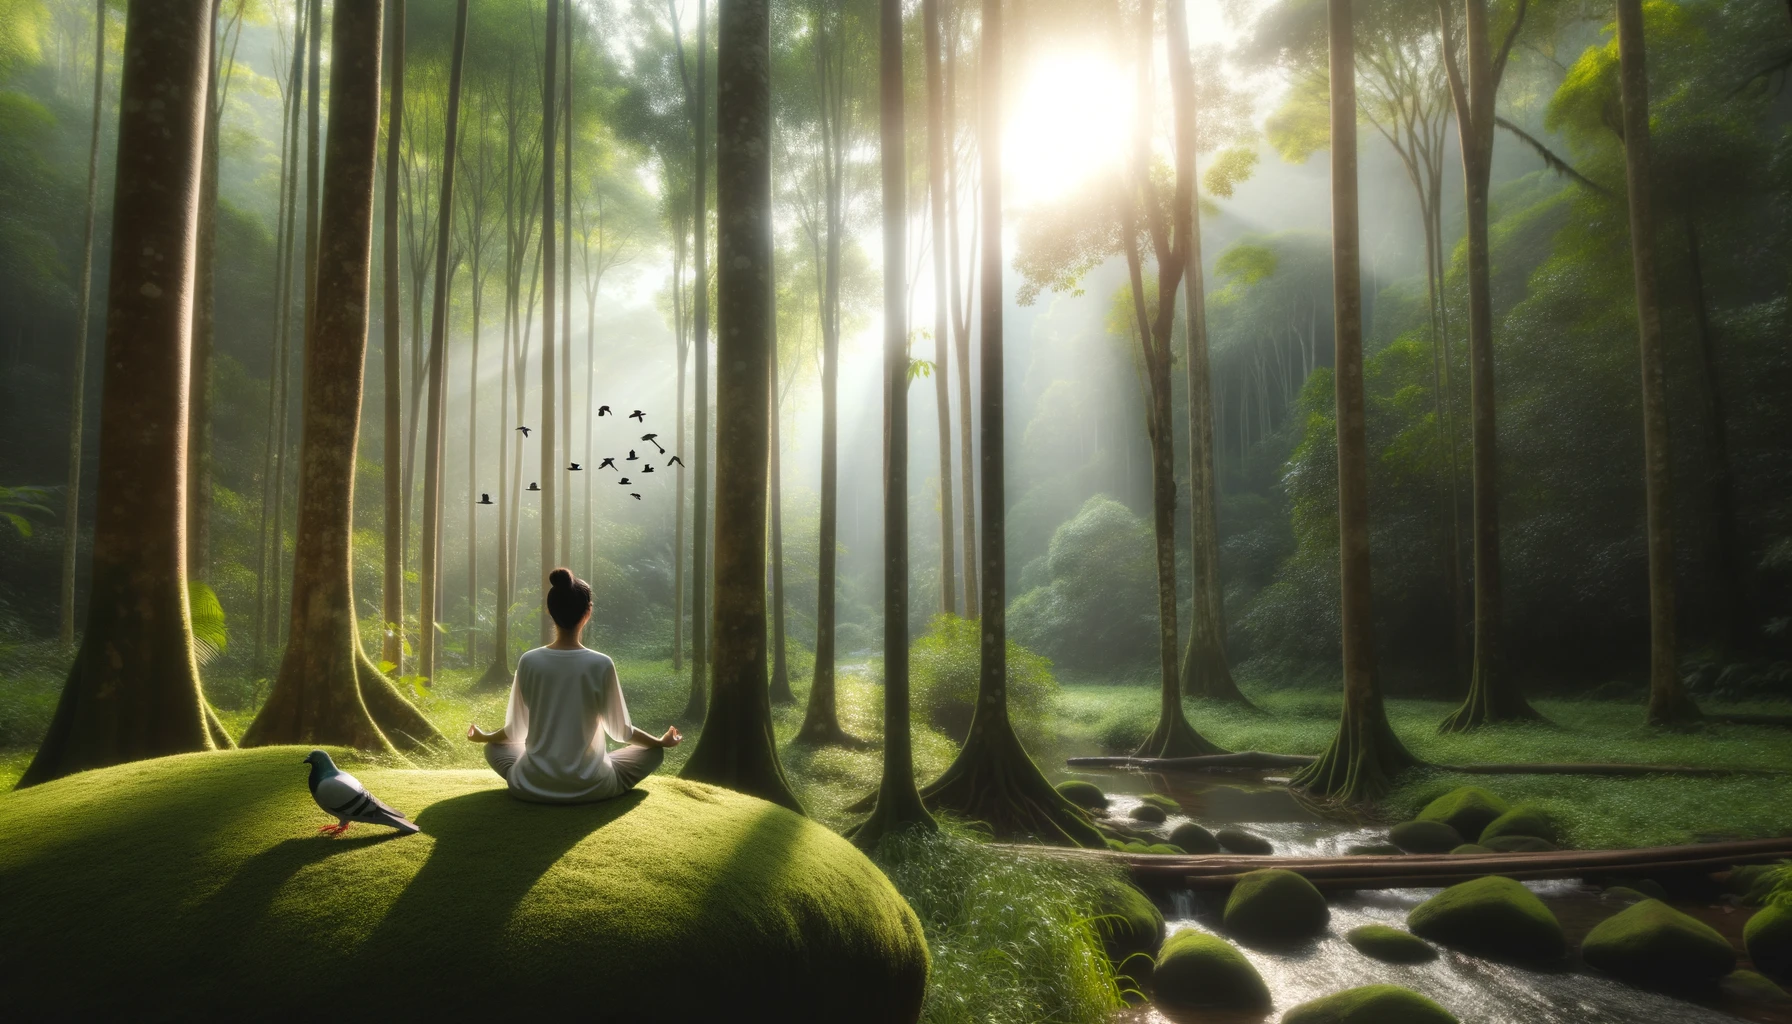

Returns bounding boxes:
[4,512,31,538]
[907,358,935,382]
[187,582,229,666]
[377,659,398,675]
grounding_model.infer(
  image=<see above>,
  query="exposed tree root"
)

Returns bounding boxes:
[1133,703,1228,758]
[1438,669,1547,733]
[473,658,513,692]
[791,720,870,749]
[917,721,1104,847]
[204,704,234,749]
[356,651,446,752]
[1291,698,1420,802]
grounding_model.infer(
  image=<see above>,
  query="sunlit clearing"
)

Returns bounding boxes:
[1004,51,1131,207]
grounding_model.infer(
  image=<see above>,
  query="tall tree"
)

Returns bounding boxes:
[243,0,443,754]
[946,4,977,615]
[915,0,1101,846]
[23,0,223,787]
[540,0,561,643]
[924,0,956,616]
[419,0,472,686]
[1290,0,1418,801]
[560,8,575,571]
[679,0,802,812]
[767,320,795,704]
[1435,0,1544,731]
[1614,0,1698,726]
[460,83,503,670]
[382,0,407,673]
[855,0,935,847]
[675,0,714,721]
[60,0,108,648]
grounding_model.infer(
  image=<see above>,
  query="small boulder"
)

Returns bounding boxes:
[1280,984,1459,1024]
[1450,844,1493,855]
[1217,828,1274,855]
[1416,787,1510,840]
[1746,902,1792,982]
[1407,876,1566,965]
[1721,969,1792,1006]
[1150,930,1272,1012]
[1347,843,1405,857]
[1629,878,1670,902]
[1481,835,1557,853]
[1092,877,1165,979]
[1128,802,1168,824]
[1603,886,1649,903]
[1223,869,1330,946]
[1581,898,1736,990]
[1139,792,1181,814]
[1169,822,1220,854]
[1056,780,1108,810]
[1479,804,1559,845]
[1345,924,1437,963]
[1390,820,1464,854]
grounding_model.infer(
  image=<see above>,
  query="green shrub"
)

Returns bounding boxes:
[911,615,1057,749]
[1007,497,1158,673]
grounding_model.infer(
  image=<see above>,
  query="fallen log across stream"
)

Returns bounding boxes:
[998,835,1792,891]
[1065,754,1785,777]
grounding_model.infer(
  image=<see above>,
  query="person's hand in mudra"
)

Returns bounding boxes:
[466,723,504,744]
[646,726,682,748]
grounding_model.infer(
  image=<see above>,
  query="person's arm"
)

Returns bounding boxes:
[468,668,528,745]
[626,725,682,748]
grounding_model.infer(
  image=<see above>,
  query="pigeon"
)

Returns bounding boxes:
[569,462,583,471]
[527,482,540,492]
[630,493,642,500]
[302,750,419,837]
[617,478,631,485]
[626,450,639,461]
[629,409,646,422]
[641,433,665,454]
[668,455,685,467]
[598,405,612,417]
[477,493,494,505]
[642,464,655,474]
[598,457,617,470]
[516,425,531,437]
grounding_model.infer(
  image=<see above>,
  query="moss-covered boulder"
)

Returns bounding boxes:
[1582,899,1736,990]
[1150,929,1272,1012]
[1746,902,1792,982]
[1450,844,1494,855]
[1630,878,1670,902]
[1139,792,1181,814]
[1721,969,1792,1006]
[1479,804,1559,845]
[1346,924,1438,963]
[1055,780,1109,810]
[1281,984,1459,1024]
[1169,822,1220,854]
[0,748,929,1021]
[1603,886,1650,903]
[1217,828,1274,855]
[1128,802,1168,823]
[1481,835,1557,853]
[1092,876,1165,983]
[1416,787,1510,840]
[1390,820,1464,854]
[1223,869,1330,946]
[1407,876,1566,964]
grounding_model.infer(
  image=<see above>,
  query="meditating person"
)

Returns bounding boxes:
[466,567,681,802]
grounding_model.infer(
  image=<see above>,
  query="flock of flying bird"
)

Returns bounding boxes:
[474,407,684,507]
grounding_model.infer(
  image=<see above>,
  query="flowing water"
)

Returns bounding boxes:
[1065,767,1791,1024]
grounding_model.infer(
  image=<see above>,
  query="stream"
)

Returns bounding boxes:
[1066,767,1791,1024]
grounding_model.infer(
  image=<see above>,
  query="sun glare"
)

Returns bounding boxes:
[1004,51,1133,207]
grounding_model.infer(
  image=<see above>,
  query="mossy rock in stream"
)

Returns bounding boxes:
[1480,835,1558,853]
[1407,876,1566,965]
[1150,930,1272,1012]
[1746,902,1792,982]
[1721,969,1792,1006]
[1450,844,1494,855]
[1345,924,1438,963]
[1415,787,1510,840]
[1169,822,1220,854]
[1280,984,1459,1024]
[1128,802,1168,823]
[1582,898,1736,990]
[0,748,930,1021]
[1603,886,1651,903]
[1092,877,1165,986]
[1390,820,1464,854]
[1138,793,1181,814]
[1056,780,1109,810]
[1216,828,1274,855]
[1223,869,1330,946]
[1479,804,1559,845]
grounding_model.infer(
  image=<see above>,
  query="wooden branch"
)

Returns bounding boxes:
[1494,116,1611,195]
[1069,753,1782,777]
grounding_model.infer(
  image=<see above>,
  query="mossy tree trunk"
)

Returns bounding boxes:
[856,0,936,848]
[22,0,222,788]
[917,0,1101,847]
[242,0,441,754]
[1291,0,1418,802]
[381,0,406,674]
[1615,0,1699,727]
[679,0,803,813]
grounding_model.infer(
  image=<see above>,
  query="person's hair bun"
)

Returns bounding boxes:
[548,567,573,590]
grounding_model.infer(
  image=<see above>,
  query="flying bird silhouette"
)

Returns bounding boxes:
[668,455,685,467]
[630,493,642,501]
[629,410,646,422]
[641,433,665,454]
[626,450,638,461]
[617,478,631,486]
[642,464,655,474]
[516,425,531,437]
[569,463,582,471]
[527,482,540,492]
[476,493,494,505]
[598,457,617,470]
[598,405,612,417]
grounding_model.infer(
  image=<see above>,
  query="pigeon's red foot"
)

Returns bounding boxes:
[317,823,350,836]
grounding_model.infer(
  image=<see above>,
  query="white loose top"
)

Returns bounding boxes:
[499,646,635,803]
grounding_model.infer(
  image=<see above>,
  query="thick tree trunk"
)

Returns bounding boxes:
[924,0,956,617]
[540,0,560,642]
[419,0,470,686]
[687,0,712,721]
[381,0,406,673]
[679,0,801,812]
[187,2,223,584]
[1684,221,1743,657]
[1615,0,1698,727]
[243,0,441,754]
[796,271,854,744]
[560,16,574,571]
[946,27,978,616]
[1292,0,1418,802]
[22,0,220,787]
[60,0,107,648]
[768,337,794,704]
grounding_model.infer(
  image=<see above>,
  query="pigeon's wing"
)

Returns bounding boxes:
[315,772,420,834]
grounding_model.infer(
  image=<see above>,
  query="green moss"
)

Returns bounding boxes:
[1345,924,1438,963]
[1092,876,1164,989]
[1150,930,1272,1011]
[1415,786,1510,839]
[1280,984,1459,1024]
[1390,819,1463,854]
[1128,802,1168,823]
[1481,835,1558,853]
[1746,902,1792,981]
[1479,804,1559,845]
[1138,793,1181,814]
[1407,876,1567,964]
[1169,822,1220,854]
[1720,969,1792,1006]
[1450,844,1493,855]
[1603,886,1649,902]
[1223,869,1330,946]
[1056,780,1108,810]
[0,748,929,1021]
[1216,828,1274,855]
[1581,899,1736,990]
